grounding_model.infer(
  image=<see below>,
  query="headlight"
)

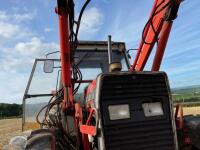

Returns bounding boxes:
[108,104,130,120]
[142,102,164,117]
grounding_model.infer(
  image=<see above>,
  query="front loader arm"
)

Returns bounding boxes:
[56,0,73,109]
[56,0,91,110]
[131,0,182,71]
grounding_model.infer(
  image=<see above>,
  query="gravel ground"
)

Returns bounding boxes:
[0,118,22,149]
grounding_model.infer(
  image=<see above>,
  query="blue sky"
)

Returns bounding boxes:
[0,0,200,103]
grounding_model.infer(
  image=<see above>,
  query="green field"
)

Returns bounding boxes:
[172,85,200,104]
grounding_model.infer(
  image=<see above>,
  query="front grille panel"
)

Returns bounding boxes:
[99,72,176,150]
[104,121,174,150]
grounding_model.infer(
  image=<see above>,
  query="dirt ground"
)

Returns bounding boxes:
[0,118,22,149]
[182,106,200,115]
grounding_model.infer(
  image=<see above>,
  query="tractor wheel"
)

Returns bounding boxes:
[26,129,56,150]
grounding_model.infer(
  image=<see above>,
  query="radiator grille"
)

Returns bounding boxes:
[99,72,176,150]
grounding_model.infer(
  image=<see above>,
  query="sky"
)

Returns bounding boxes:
[0,0,200,104]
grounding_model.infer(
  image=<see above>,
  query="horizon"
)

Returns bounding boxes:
[1,84,200,104]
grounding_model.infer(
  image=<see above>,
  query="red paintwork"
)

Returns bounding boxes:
[87,80,96,94]
[57,4,73,109]
[75,103,90,150]
[85,80,96,109]
[132,0,170,71]
[80,109,97,136]
[175,104,183,129]
[130,0,183,71]
[132,0,158,70]
[152,21,173,71]
[57,8,71,87]
[80,125,97,136]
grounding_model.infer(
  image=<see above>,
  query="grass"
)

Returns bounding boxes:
[172,86,200,103]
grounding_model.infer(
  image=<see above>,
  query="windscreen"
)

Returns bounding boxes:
[23,59,60,130]
[75,50,128,73]
[73,51,129,105]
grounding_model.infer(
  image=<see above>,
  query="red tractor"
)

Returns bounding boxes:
[20,0,200,149]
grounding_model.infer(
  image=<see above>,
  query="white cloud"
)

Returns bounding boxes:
[0,9,37,23]
[0,22,31,41]
[79,7,104,39]
[0,37,59,73]
[0,57,29,72]
[0,22,20,38]
[14,37,59,56]
[0,36,59,103]
[13,9,37,23]
[0,10,34,41]
[0,72,27,103]
[14,37,42,55]
[0,9,58,103]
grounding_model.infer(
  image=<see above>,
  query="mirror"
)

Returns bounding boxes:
[44,60,54,73]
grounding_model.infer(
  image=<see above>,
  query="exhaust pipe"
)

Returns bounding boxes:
[107,35,122,72]
[107,35,112,64]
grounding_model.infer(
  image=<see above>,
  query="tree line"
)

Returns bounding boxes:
[0,103,22,119]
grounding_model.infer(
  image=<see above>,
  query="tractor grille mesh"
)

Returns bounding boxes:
[99,73,176,150]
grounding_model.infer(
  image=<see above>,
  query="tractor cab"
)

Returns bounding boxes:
[73,41,130,105]
[22,40,130,131]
